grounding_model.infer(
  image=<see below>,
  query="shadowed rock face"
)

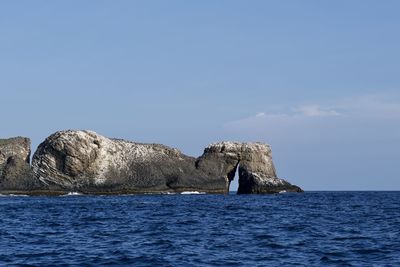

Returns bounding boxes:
[30,130,302,194]
[31,130,229,193]
[0,137,38,190]
[1,130,302,194]
[198,142,302,194]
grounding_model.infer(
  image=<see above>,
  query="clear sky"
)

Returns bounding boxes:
[1,1,399,190]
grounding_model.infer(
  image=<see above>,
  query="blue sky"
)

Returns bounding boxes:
[1,1,399,190]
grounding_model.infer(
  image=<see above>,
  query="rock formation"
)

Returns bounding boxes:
[198,142,302,194]
[0,137,38,191]
[1,130,302,195]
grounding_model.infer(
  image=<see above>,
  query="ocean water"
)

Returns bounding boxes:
[0,192,399,266]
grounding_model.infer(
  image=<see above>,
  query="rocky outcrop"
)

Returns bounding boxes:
[31,130,228,193]
[198,142,302,194]
[30,130,302,194]
[0,137,37,191]
[1,130,302,194]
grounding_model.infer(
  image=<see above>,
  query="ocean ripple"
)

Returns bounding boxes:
[0,192,399,266]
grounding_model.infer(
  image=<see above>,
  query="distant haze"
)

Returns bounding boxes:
[1,1,399,190]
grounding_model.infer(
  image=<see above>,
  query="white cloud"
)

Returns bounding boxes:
[255,112,266,117]
[296,105,341,117]
[225,93,400,129]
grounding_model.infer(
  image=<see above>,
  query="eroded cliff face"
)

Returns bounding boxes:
[197,142,302,194]
[0,137,37,190]
[31,130,229,193]
[1,130,302,194]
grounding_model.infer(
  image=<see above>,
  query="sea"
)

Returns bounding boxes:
[0,191,399,266]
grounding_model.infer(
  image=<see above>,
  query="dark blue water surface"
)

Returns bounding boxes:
[1,192,399,266]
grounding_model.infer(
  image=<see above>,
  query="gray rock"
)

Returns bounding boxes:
[0,137,37,191]
[31,130,302,194]
[198,142,303,194]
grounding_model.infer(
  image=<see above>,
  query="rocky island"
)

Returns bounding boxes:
[0,130,302,195]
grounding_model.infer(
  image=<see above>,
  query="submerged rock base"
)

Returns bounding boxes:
[0,130,302,195]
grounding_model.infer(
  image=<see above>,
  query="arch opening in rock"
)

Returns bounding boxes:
[227,162,240,194]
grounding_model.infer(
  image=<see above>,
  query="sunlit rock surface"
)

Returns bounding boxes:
[198,142,302,194]
[1,130,302,194]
